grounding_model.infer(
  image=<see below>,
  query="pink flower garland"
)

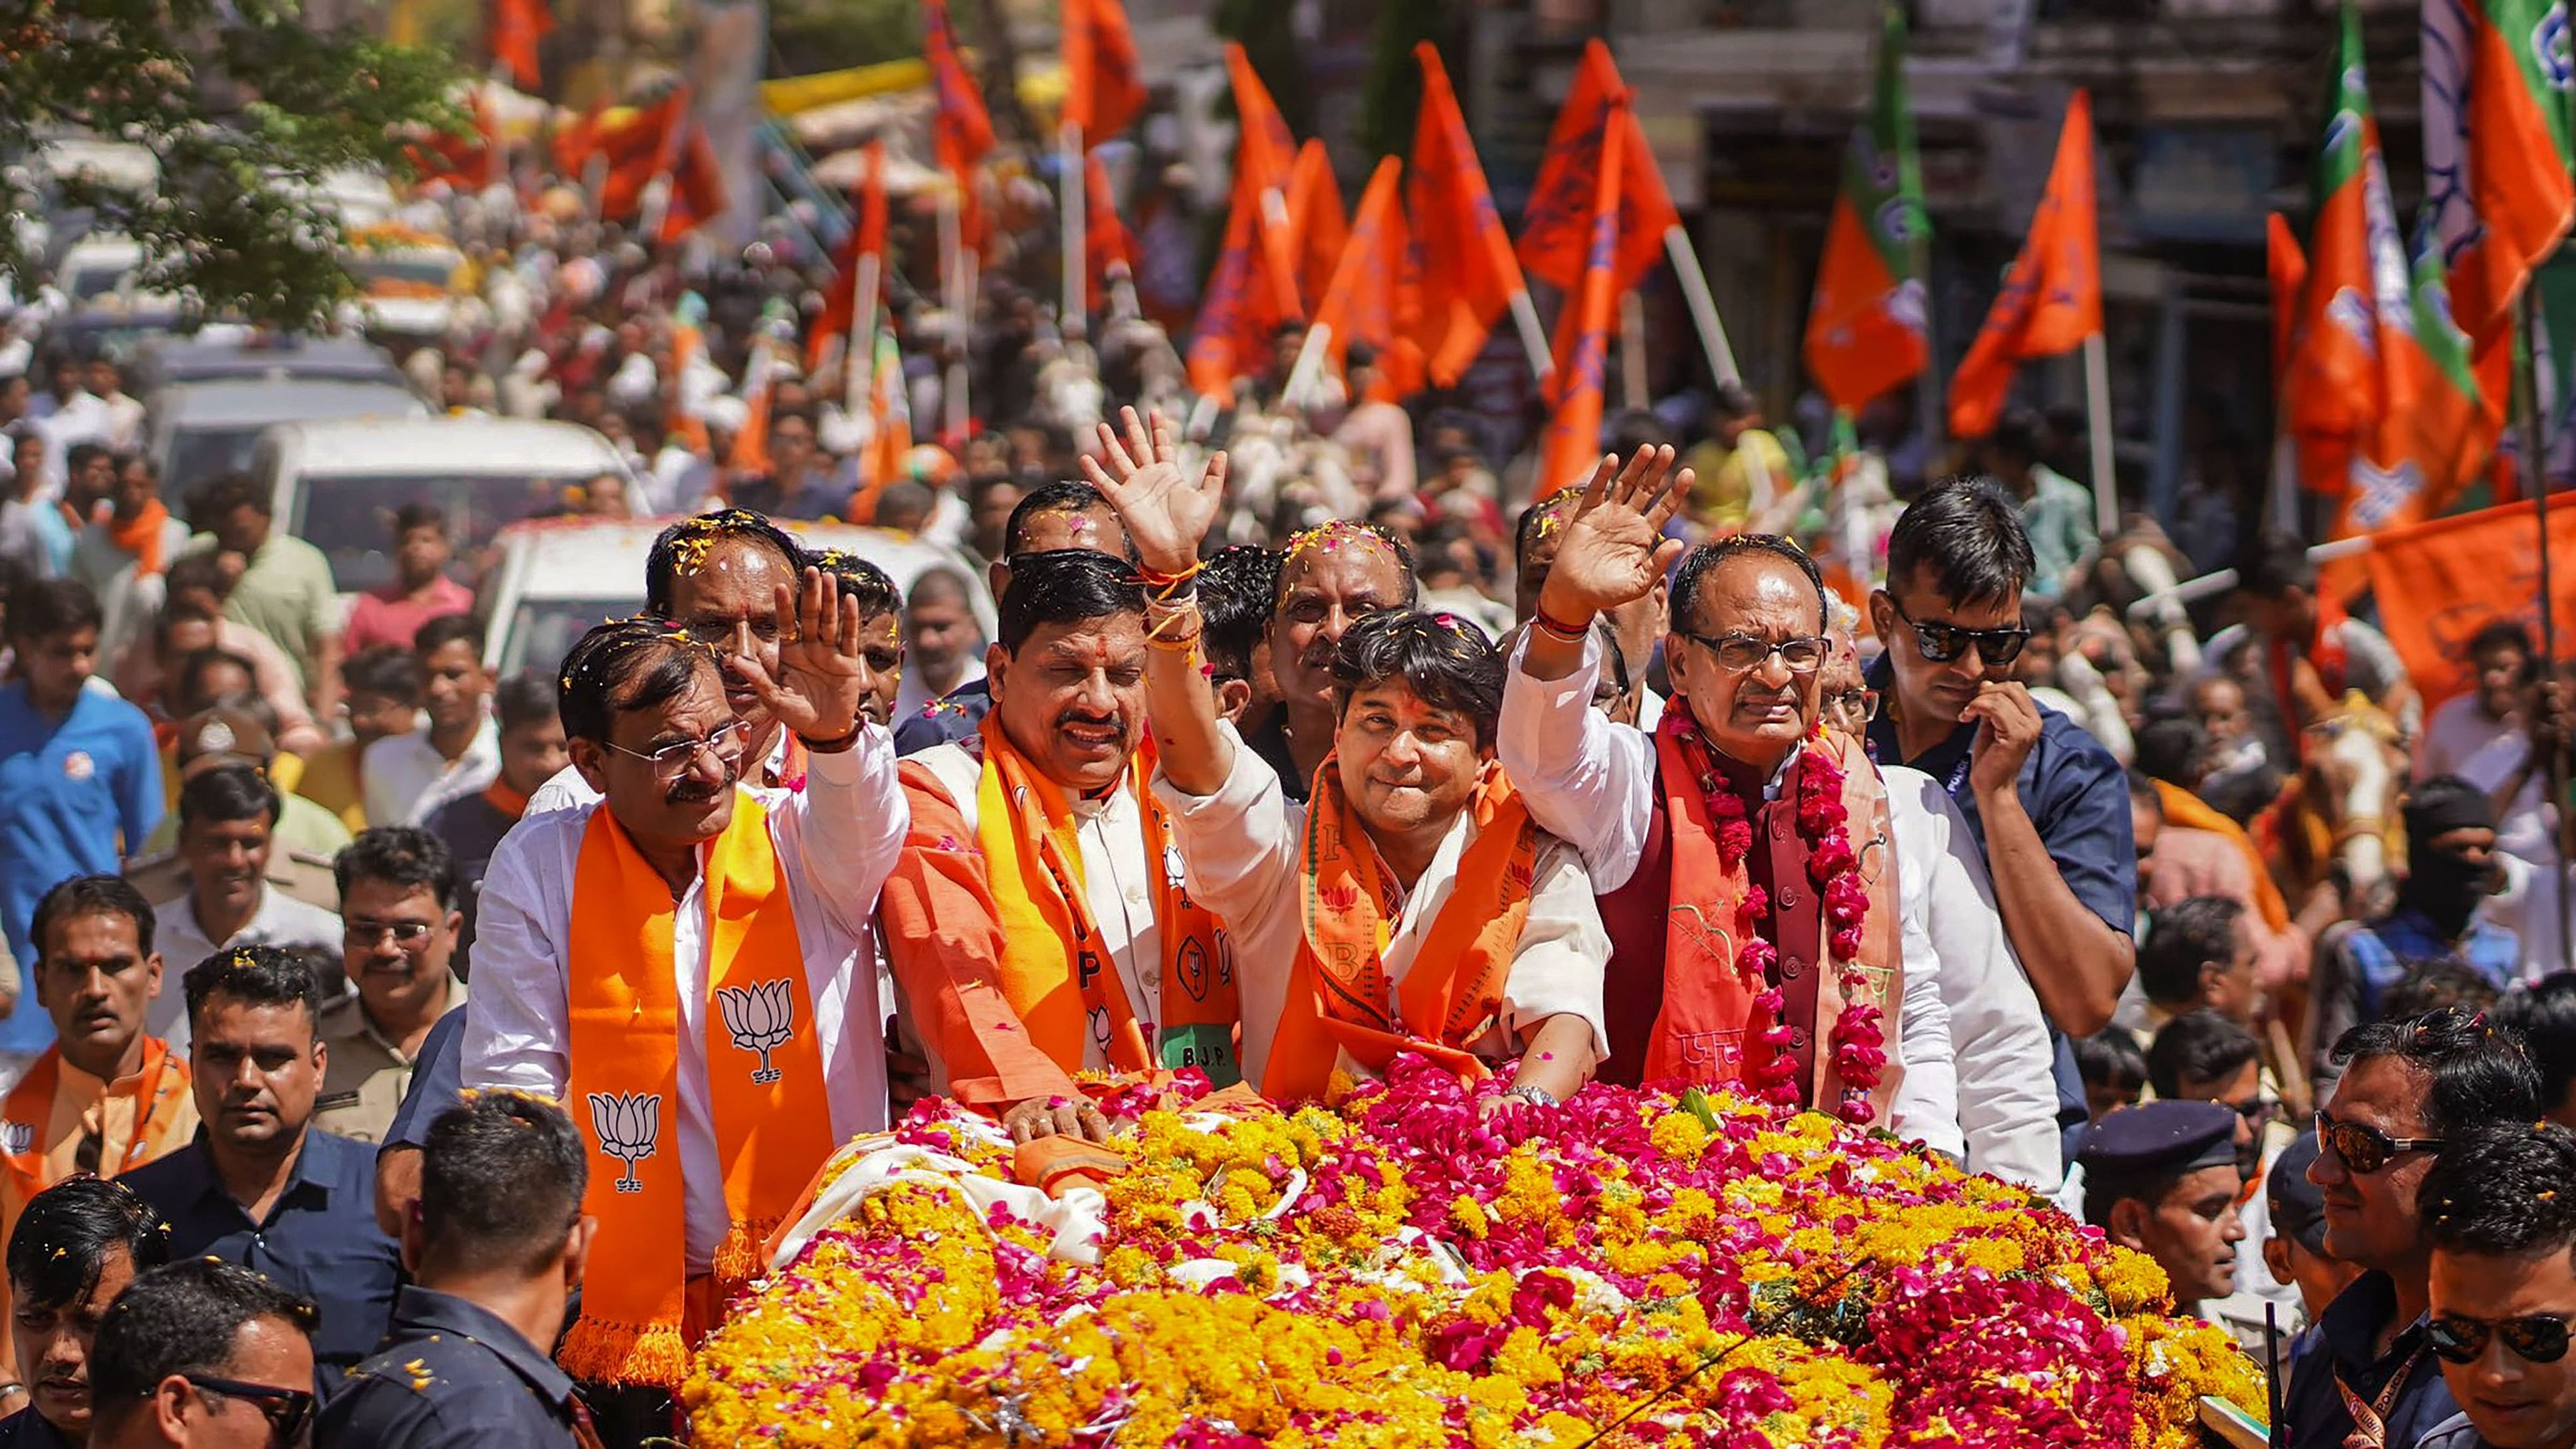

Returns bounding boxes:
[1683,722,1887,1126]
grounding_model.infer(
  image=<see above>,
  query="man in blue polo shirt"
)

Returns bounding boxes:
[1866,476,2136,1163]
[0,580,161,1085]
[119,945,400,1387]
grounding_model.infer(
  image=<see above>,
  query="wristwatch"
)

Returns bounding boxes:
[1504,1084,1558,1109]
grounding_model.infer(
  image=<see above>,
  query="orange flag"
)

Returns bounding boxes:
[409,88,500,190]
[1309,156,1425,394]
[853,332,912,524]
[550,101,603,179]
[591,88,693,223]
[1517,39,1677,296]
[728,338,777,475]
[808,142,889,374]
[1062,0,1147,146]
[1287,139,1347,313]
[923,0,994,169]
[2422,0,2576,350]
[1536,100,1624,497]
[2266,211,2305,380]
[2364,496,2576,708]
[490,0,553,90]
[1185,44,1305,395]
[667,320,710,455]
[1408,43,1532,388]
[655,125,729,244]
[1947,90,2101,438]
[1085,152,1132,310]
[1802,7,1928,413]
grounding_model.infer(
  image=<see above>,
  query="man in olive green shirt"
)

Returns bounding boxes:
[183,474,344,719]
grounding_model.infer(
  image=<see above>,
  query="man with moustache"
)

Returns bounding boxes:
[523,510,830,816]
[465,568,905,1409]
[1252,520,1419,804]
[2418,1123,2576,1449]
[2078,1100,2252,1321]
[134,768,339,1056]
[2285,1008,2543,1449]
[883,546,1242,1137]
[313,830,464,1145]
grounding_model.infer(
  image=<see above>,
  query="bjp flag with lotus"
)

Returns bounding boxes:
[1802,5,1930,413]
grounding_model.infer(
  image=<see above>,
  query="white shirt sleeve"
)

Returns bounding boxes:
[1151,723,1301,1082]
[1888,769,2063,1190]
[459,812,576,1099]
[1497,631,1656,892]
[1892,854,1963,1161]
[1493,837,1612,1070]
[783,723,908,937]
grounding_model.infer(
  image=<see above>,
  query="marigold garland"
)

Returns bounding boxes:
[687,1063,2264,1448]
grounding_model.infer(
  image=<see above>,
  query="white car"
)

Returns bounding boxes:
[479,516,997,679]
[245,417,639,603]
[150,375,426,497]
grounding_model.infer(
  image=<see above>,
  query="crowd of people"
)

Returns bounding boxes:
[0,181,2570,1449]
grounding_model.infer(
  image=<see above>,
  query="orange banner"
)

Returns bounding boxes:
[2363,497,2576,709]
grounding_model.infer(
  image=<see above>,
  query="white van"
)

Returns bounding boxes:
[246,417,638,602]
[152,376,427,497]
[479,516,996,678]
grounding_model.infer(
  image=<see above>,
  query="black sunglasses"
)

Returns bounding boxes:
[2429,1312,2574,1366]
[1886,598,2030,667]
[2314,1111,2445,1175]
[184,1373,315,1444]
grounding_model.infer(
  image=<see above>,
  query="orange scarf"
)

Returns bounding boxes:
[2152,779,2291,933]
[1648,727,1903,1113]
[560,792,833,1389]
[481,778,530,820]
[0,1038,191,1209]
[970,712,1240,1085]
[106,501,171,577]
[1263,758,1539,1101]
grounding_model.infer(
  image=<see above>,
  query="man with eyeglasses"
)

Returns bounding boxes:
[2286,1008,2543,1449]
[1864,475,2135,1168]
[313,830,464,1146]
[1501,451,2063,1182]
[84,1257,316,1449]
[2418,1122,2576,1449]
[466,571,905,1422]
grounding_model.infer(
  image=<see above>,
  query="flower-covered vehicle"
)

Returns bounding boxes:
[688,1062,2266,1448]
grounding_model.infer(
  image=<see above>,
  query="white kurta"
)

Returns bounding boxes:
[464,729,907,1274]
[908,740,1172,1077]
[1151,724,1611,1086]
[1495,632,2062,1190]
[362,716,502,827]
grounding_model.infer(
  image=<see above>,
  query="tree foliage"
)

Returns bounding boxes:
[0,0,459,330]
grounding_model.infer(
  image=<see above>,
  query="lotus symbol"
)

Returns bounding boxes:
[716,979,797,1084]
[588,1091,660,1194]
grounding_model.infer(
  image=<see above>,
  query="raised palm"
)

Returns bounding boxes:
[1537,446,1693,621]
[1080,406,1228,576]
[730,566,868,741]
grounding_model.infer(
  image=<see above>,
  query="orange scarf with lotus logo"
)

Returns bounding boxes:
[970,713,1240,1086]
[561,789,831,1389]
[1261,757,1539,1102]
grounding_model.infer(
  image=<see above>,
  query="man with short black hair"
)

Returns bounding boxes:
[118,946,400,1382]
[290,647,420,834]
[2223,528,2420,759]
[363,615,496,828]
[317,1093,594,1449]
[84,1257,316,1449]
[0,1178,174,1445]
[0,878,195,1337]
[2285,1007,2545,1449]
[2079,1099,2248,1316]
[315,830,464,1145]
[179,474,340,719]
[2137,897,2260,1030]
[805,548,905,730]
[2,580,160,1075]
[1864,474,2135,1164]
[342,505,471,656]
[893,568,983,724]
[134,768,340,1055]
[422,673,564,974]
[1979,406,2095,597]
[1198,546,1281,733]
[2417,1122,2576,1449]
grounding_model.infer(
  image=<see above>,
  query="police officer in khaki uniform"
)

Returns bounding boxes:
[124,705,345,914]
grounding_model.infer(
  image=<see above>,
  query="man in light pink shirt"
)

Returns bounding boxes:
[344,503,474,655]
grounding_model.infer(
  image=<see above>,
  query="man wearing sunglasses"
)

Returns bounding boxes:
[84,1257,316,1449]
[1864,477,2136,1165]
[2286,1008,2543,1449]
[2418,1122,2576,1449]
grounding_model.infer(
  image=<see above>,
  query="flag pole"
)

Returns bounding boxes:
[2083,330,2118,538]
[940,186,970,446]
[1620,291,1649,409]
[2523,281,2576,973]
[1059,120,1087,343]
[845,251,880,433]
[1507,288,1556,383]
[1662,224,1742,386]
